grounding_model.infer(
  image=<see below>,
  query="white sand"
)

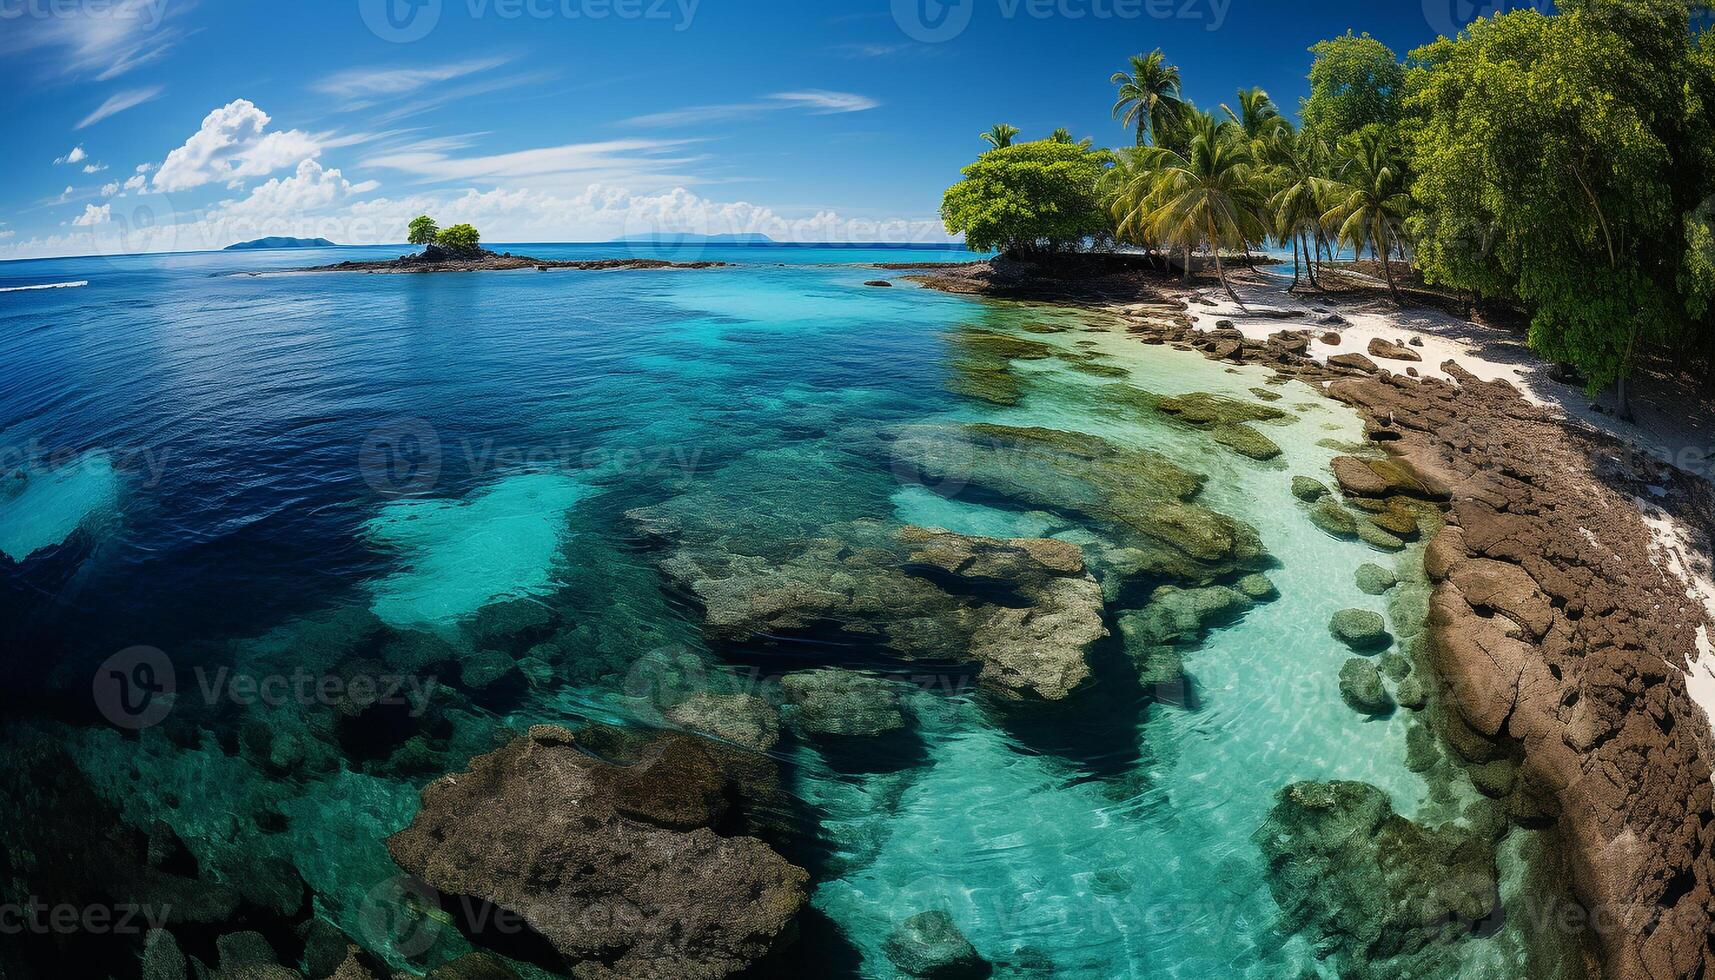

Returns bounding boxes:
[1159,276,1547,401]
[1636,496,1715,725]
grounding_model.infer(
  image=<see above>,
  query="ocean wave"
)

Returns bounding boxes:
[0,280,89,293]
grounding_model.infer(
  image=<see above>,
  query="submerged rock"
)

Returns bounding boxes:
[780,669,907,738]
[883,910,989,979]
[387,726,807,978]
[1354,563,1398,595]
[1307,497,1359,539]
[1235,573,1278,601]
[1212,423,1282,460]
[1156,391,1286,427]
[1395,675,1428,710]
[1254,780,1499,977]
[1330,609,1390,651]
[667,693,782,752]
[1291,476,1330,501]
[1338,659,1394,716]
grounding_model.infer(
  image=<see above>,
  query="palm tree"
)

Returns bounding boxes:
[1322,129,1412,303]
[981,123,1020,150]
[1266,127,1332,292]
[1110,50,1185,148]
[1221,87,1286,144]
[1111,120,1268,304]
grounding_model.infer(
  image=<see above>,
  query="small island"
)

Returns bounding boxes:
[298,216,729,274]
[225,236,337,250]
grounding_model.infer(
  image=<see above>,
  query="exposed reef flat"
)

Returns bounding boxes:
[295,244,728,274]
[919,257,1715,980]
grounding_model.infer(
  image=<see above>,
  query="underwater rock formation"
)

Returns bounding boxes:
[387,725,808,979]
[1255,780,1499,978]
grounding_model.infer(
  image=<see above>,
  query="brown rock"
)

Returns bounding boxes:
[1328,352,1378,372]
[1367,337,1423,362]
[387,727,807,978]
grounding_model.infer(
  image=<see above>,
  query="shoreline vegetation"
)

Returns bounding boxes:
[939,1,1715,421]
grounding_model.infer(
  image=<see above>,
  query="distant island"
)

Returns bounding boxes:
[608,232,774,245]
[225,236,337,250]
[295,217,729,274]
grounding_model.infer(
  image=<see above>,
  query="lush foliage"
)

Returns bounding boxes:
[1301,32,1404,145]
[1404,0,1715,396]
[1106,111,1267,301]
[940,17,1715,403]
[981,124,1020,150]
[1111,50,1186,148]
[407,215,439,246]
[437,223,482,252]
[941,140,1112,256]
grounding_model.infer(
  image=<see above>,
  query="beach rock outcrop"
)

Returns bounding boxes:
[1367,338,1423,363]
[1255,780,1499,978]
[386,726,807,978]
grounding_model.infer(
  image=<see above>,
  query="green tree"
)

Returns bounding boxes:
[437,223,482,252]
[942,140,1113,257]
[407,214,439,246]
[1109,117,1267,303]
[1222,87,1286,143]
[1322,128,1412,303]
[1404,0,1709,412]
[1302,32,1404,146]
[1111,49,1186,148]
[1266,126,1333,291]
[981,124,1020,150]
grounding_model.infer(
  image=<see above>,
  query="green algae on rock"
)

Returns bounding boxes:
[1331,608,1391,651]
[1255,781,1500,979]
[1338,658,1394,716]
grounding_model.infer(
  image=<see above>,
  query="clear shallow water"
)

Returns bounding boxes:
[0,245,1511,977]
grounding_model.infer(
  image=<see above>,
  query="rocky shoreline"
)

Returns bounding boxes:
[916,258,1715,980]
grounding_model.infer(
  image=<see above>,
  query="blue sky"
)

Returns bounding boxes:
[0,0,1507,258]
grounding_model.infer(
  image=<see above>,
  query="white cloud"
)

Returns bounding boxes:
[77,86,165,129]
[135,162,154,173]
[101,181,121,196]
[313,58,509,101]
[72,203,111,226]
[0,230,14,241]
[83,162,108,173]
[623,90,879,128]
[360,138,704,190]
[54,145,89,165]
[124,174,147,192]
[152,99,321,192]
[0,0,187,81]
[769,91,882,113]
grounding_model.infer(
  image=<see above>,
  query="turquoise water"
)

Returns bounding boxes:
[0,246,1527,977]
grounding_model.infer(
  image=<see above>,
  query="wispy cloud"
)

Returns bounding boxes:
[314,57,510,102]
[359,138,706,190]
[54,145,88,165]
[0,0,190,81]
[77,85,164,128]
[832,42,921,59]
[622,90,879,128]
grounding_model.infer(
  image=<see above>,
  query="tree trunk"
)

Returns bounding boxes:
[1288,233,1301,291]
[1209,218,1242,307]
[1181,243,1190,284]
[1616,318,1641,422]
[1377,219,1402,304]
[1303,232,1322,290]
